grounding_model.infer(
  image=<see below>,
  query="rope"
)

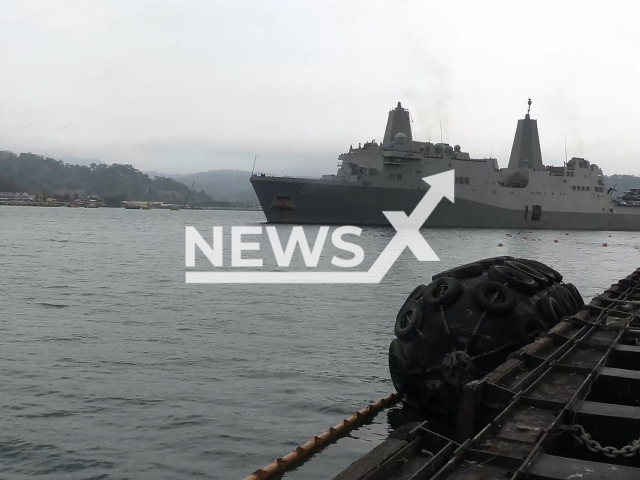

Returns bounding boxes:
[240,392,402,480]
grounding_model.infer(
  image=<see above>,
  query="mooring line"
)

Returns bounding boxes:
[240,392,402,480]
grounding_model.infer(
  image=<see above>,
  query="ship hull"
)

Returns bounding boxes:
[251,177,640,231]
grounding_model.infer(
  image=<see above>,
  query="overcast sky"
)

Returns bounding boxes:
[1,0,638,176]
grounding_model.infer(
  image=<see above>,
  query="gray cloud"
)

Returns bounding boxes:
[1,0,638,175]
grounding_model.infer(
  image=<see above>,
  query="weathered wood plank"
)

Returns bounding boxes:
[574,400,640,420]
[528,453,640,479]
[599,366,640,381]
[332,439,408,480]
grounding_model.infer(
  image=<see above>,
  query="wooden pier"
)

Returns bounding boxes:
[333,268,640,480]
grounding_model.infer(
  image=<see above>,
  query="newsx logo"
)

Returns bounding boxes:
[185,170,454,284]
[186,225,365,269]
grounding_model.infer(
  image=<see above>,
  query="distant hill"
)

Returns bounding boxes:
[169,170,259,204]
[0,151,228,207]
[0,173,26,192]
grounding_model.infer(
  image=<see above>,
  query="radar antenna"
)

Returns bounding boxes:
[607,183,618,196]
[527,98,532,114]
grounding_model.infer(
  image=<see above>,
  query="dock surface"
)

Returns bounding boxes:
[333,268,640,480]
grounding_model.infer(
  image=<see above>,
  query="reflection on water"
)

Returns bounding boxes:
[0,206,638,479]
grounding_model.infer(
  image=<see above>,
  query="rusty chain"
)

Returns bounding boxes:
[571,425,640,458]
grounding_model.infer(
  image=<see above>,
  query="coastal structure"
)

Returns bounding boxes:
[243,264,640,480]
[0,192,33,202]
[251,100,640,230]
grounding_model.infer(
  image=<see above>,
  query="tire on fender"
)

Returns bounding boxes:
[473,281,516,314]
[422,277,462,307]
[488,265,538,296]
[563,283,585,308]
[537,296,565,325]
[394,299,423,340]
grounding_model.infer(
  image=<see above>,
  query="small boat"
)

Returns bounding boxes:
[124,204,141,210]
[170,206,180,211]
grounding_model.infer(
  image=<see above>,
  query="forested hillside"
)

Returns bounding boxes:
[0,151,224,206]
[0,173,25,192]
[171,170,259,204]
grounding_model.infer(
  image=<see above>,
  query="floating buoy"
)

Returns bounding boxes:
[523,237,527,240]
[554,240,558,243]
[603,243,608,247]
[498,243,503,247]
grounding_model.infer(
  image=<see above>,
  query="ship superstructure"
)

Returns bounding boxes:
[250,101,640,230]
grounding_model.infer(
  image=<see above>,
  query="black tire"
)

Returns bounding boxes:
[476,256,514,269]
[504,260,549,289]
[394,299,423,340]
[549,287,573,316]
[537,295,565,324]
[432,263,482,281]
[408,284,427,301]
[564,283,585,308]
[422,277,462,307]
[516,314,548,342]
[488,265,538,296]
[518,259,563,283]
[558,286,579,315]
[473,281,516,314]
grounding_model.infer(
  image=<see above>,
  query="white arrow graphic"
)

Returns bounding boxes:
[186,170,454,284]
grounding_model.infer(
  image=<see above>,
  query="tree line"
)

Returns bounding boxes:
[0,151,230,207]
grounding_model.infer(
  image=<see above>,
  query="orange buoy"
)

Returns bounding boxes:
[603,243,608,247]
[498,243,503,247]
[523,237,527,240]
[554,239,558,243]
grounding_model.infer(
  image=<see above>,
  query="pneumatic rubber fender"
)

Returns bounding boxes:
[389,256,580,414]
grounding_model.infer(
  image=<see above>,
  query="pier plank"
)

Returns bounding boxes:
[528,453,640,480]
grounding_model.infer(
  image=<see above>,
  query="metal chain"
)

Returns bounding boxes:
[469,340,514,361]
[464,292,499,353]
[439,304,457,351]
[571,425,640,458]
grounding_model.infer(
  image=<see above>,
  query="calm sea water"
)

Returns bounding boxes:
[1,206,638,480]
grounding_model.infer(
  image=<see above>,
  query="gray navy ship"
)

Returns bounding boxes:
[250,100,640,230]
